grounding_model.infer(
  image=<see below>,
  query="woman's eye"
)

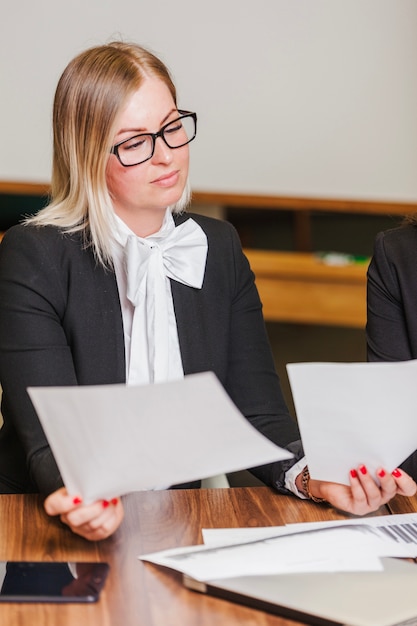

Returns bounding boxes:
[165,122,182,135]
[122,136,148,151]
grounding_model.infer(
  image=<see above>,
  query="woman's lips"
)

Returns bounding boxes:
[152,170,180,187]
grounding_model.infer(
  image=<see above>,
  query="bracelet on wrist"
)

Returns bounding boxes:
[301,466,326,503]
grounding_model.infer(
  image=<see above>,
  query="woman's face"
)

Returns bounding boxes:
[106,76,189,228]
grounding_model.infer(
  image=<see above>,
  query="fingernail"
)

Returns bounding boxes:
[102,500,110,508]
[350,469,358,478]
[72,497,82,505]
[111,498,118,506]
[392,468,402,478]
[378,469,386,478]
[360,465,367,475]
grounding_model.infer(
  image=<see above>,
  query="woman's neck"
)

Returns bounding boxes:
[115,206,167,238]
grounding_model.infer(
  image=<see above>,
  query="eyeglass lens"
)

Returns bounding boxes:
[117,115,196,166]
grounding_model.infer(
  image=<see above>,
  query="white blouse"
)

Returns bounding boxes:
[111,209,208,386]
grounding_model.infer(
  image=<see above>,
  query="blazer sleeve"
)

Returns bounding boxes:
[366,227,417,479]
[186,217,303,491]
[208,219,303,491]
[367,230,414,361]
[0,225,78,494]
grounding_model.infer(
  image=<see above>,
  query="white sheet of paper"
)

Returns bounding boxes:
[286,359,417,485]
[27,371,292,503]
[140,525,387,579]
[202,512,417,558]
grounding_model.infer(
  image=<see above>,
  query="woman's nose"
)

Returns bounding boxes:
[151,136,173,164]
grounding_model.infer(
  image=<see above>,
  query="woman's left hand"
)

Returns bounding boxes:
[309,465,417,516]
[44,487,124,541]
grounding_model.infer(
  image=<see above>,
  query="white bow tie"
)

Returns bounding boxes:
[125,217,208,307]
[122,217,208,383]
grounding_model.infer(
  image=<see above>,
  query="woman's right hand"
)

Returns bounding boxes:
[309,465,417,516]
[44,487,124,541]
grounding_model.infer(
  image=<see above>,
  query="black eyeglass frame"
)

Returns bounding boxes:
[110,110,197,167]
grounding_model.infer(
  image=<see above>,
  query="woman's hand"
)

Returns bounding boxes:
[309,466,417,516]
[44,487,124,541]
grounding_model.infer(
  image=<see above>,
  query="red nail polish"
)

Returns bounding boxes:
[111,498,118,506]
[360,465,367,475]
[350,469,358,478]
[378,469,386,478]
[392,468,402,478]
[102,500,110,508]
[72,497,82,505]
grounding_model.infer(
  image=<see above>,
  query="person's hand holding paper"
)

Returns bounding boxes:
[287,359,417,486]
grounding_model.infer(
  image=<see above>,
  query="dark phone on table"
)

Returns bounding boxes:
[0,561,109,603]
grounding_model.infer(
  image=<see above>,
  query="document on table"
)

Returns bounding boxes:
[140,523,417,581]
[27,371,292,503]
[286,359,417,485]
[202,512,417,555]
[140,513,417,580]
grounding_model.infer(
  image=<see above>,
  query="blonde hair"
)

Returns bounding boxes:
[28,41,191,266]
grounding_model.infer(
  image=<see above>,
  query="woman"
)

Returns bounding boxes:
[367,215,417,480]
[0,42,414,541]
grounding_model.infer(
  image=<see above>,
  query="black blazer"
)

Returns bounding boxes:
[0,213,301,494]
[367,224,417,478]
[367,225,417,361]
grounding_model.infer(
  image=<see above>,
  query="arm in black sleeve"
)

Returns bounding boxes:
[0,225,78,494]
[221,223,303,492]
[367,230,415,362]
[366,227,417,479]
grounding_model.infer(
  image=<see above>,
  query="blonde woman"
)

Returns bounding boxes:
[0,42,414,540]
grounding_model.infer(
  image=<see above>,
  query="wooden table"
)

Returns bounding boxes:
[0,487,410,626]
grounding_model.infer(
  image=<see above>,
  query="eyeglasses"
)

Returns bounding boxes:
[110,110,197,167]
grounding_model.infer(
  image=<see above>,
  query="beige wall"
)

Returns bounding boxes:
[1,1,417,202]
